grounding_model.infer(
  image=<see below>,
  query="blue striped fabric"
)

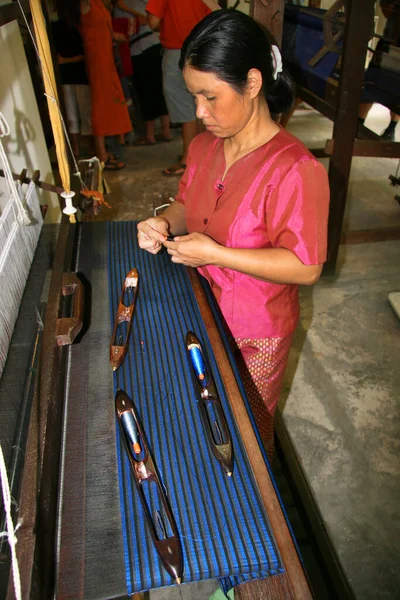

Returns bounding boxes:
[199,278,304,586]
[108,222,284,595]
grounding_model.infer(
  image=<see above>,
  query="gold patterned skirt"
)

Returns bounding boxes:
[233,335,293,458]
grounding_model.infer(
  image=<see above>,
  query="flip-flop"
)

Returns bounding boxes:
[103,156,126,171]
[162,163,186,177]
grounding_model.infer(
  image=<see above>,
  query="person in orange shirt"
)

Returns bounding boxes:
[146,0,218,176]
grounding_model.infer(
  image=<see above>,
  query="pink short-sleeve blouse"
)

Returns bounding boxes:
[175,129,330,338]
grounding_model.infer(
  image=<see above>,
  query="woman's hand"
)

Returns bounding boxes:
[137,217,170,254]
[164,232,220,267]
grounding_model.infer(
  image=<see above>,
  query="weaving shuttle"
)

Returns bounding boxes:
[115,389,184,585]
[110,268,139,371]
[186,331,234,477]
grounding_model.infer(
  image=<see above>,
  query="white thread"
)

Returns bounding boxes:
[0,520,21,539]
[0,182,43,377]
[0,113,30,225]
[0,112,11,137]
[61,191,77,216]
[35,307,44,330]
[270,45,283,80]
[0,121,42,378]
[0,443,22,600]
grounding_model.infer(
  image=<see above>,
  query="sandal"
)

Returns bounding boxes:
[162,163,186,177]
[103,155,126,171]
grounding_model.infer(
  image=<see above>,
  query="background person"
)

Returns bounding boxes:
[145,0,212,176]
[114,0,171,145]
[57,0,132,170]
[137,10,330,456]
[51,18,92,158]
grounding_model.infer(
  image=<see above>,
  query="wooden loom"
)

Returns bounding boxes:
[0,2,315,600]
[280,0,400,273]
[2,2,373,599]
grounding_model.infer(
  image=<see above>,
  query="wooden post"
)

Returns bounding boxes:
[250,0,285,46]
[325,0,375,273]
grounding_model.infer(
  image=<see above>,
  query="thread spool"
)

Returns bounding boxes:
[61,191,77,223]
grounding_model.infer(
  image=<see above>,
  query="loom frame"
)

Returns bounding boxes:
[280,0,400,273]
[4,213,314,599]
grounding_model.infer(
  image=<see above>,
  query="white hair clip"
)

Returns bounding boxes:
[270,45,283,81]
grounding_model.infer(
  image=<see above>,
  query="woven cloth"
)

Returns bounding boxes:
[108,222,284,595]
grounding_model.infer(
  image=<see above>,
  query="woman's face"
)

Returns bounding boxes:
[183,66,254,139]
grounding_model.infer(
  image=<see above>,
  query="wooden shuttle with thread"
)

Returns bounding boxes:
[110,268,139,371]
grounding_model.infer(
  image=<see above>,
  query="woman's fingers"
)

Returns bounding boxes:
[138,219,168,241]
[137,218,170,254]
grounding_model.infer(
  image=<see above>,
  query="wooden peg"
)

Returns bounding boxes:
[32,170,41,185]
[19,169,28,184]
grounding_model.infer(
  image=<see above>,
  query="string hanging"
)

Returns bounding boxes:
[0,444,22,600]
[16,0,110,219]
[17,0,87,221]
[0,113,30,225]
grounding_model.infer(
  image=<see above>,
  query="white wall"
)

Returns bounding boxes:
[0,19,60,222]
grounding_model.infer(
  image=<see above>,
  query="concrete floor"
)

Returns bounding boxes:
[97,104,400,599]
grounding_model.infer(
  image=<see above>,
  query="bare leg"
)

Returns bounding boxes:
[161,119,197,176]
[94,135,125,168]
[94,135,108,162]
[145,120,156,144]
[181,119,198,163]
[160,114,171,140]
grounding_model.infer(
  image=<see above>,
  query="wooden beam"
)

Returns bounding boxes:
[0,168,64,195]
[250,0,285,46]
[341,226,400,245]
[236,573,294,600]
[325,0,376,274]
[325,138,400,158]
[297,86,336,121]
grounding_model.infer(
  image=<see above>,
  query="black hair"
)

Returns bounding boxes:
[179,9,294,115]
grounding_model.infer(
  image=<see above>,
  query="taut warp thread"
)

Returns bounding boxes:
[0,181,43,377]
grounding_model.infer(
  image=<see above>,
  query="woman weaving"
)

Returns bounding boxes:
[137,10,329,456]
